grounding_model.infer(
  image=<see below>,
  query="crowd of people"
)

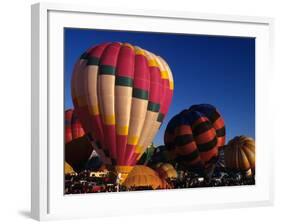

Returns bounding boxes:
[168,169,255,189]
[64,168,255,194]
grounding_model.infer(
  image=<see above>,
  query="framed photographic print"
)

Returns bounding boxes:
[31,2,274,221]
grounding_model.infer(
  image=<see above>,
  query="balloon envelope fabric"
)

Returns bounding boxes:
[164,104,225,170]
[155,163,178,180]
[65,109,85,144]
[71,42,174,174]
[224,135,255,173]
[123,165,166,189]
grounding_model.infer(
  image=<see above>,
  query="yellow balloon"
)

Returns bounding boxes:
[123,165,166,189]
[64,162,76,175]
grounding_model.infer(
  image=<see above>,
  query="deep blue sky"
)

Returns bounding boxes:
[64,28,255,146]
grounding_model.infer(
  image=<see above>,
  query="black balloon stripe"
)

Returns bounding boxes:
[175,150,200,162]
[216,127,226,137]
[197,137,218,152]
[207,110,221,123]
[174,134,194,147]
[192,121,212,136]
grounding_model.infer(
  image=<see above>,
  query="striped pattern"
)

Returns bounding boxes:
[134,53,174,161]
[164,104,226,170]
[65,109,85,144]
[71,42,174,168]
[224,136,255,172]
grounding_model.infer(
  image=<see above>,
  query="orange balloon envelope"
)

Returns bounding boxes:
[164,104,226,171]
[64,162,76,175]
[224,136,255,174]
[71,42,174,179]
[156,163,178,180]
[123,165,167,189]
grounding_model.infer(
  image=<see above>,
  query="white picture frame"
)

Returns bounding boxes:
[31,2,274,221]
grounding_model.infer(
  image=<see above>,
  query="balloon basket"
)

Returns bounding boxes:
[115,166,134,184]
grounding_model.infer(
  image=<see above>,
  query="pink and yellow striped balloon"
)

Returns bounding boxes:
[65,109,85,144]
[71,42,174,179]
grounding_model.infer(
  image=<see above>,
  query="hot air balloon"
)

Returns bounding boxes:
[148,145,170,165]
[164,104,226,174]
[137,143,156,165]
[155,163,178,180]
[65,135,95,171]
[65,109,85,143]
[122,165,168,189]
[65,135,111,172]
[71,42,174,182]
[64,162,77,175]
[224,136,255,176]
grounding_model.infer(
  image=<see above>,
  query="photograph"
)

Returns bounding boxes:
[64,28,255,194]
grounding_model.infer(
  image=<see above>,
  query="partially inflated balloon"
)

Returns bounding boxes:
[224,136,255,175]
[164,104,225,172]
[155,163,178,180]
[123,165,168,189]
[65,109,85,143]
[71,42,174,180]
[64,162,76,175]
